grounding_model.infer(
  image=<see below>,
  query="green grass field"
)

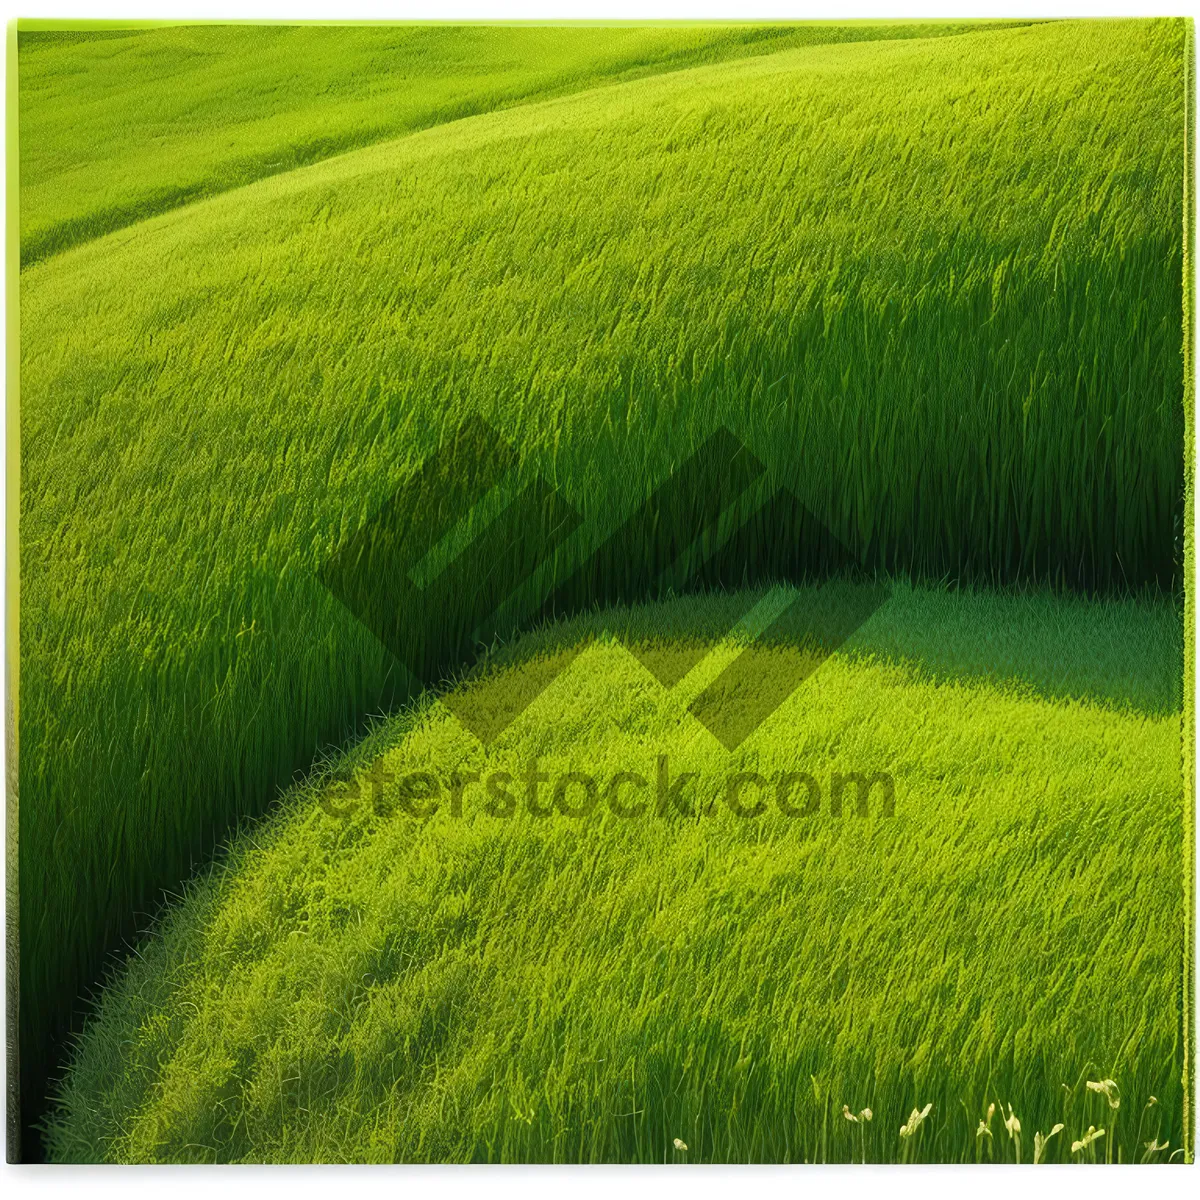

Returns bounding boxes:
[18,20,1026,266]
[15,18,1191,1162]
[45,586,1186,1162]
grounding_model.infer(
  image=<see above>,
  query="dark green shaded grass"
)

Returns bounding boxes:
[17,18,1189,1145]
[45,585,1186,1162]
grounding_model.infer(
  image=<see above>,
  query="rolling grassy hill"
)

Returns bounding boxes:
[16,18,1189,1157]
[17,20,1026,266]
[46,586,1186,1162]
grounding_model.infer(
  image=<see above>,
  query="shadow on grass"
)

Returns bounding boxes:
[461,578,1183,721]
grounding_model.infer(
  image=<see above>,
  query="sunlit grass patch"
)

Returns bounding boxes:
[19,21,1023,264]
[45,587,1185,1162]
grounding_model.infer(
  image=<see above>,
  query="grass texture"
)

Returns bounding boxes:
[17,21,1023,266]
[45,586,1186,1162]
[17,19,1189,1138]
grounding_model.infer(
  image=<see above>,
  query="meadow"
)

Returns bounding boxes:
[15,18,1191,1160]
[46,587,1186,1162]
[17,20,1022,265]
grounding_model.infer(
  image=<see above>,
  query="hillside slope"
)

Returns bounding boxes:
[17,21,1023,264]
[17,17,1188,1144]
[46,586,1185,1162]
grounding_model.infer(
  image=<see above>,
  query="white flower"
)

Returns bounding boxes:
[898,1103,933,1138]
[1003,1104,1021,1139]
[1086,1079,1120,1110]
[1033,1123,1064,1163]
[673,1137,688,1152]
